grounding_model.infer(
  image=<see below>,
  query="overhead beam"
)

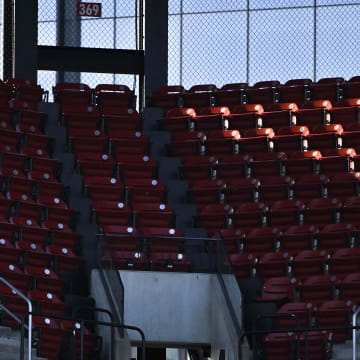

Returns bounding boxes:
[38,46,144,75]
[13,0,38,80]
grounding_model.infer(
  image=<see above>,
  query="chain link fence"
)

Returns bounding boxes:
[37,0,140,103]
[168,0,360,88]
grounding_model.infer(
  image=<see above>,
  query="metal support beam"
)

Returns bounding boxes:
[145,0,168,98]
[38,46,144,75]
[2,0,14,80]
[56,0,81,83]
[13,0,38,80]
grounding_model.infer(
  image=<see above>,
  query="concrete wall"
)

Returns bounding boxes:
[91,270,131,360]
[93,271,243,359]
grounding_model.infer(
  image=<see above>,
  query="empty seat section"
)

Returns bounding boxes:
[142,227,183,254]
[292,249,330,279]
[126,178,166,204]
[216,155,251,180]
[53,82,92,107]
[293,174,328,201]
[7,78,45,103]
[319,148,355,175]
[217,228,245,254]
[257,252,292,280]
[261,103,298,131]
[278,302,314,329]
[226,104,263,132]
[193,106,230,131]
[339,273,360,302]
[170,132,205,158]
[259,176,294,202]
[225,178,260,204]
[326,172,360,199]
[159,107,196,132]
[180,156,217,182]
[229,253,257,278]
[94,84,135,111]
[308,77,344,104]
[302,198,342,226]
[318,223,359,252]
[277,78,312,104]
[118,155,157,180]
[245,81,280,106]
[256,276,299,303]
[133,203,175,228]
[232,202,267,229]
[329,248,360,276]
[296,100,332,131]
[268,200,305,227]
[91,200,132,227]
[284,150,320,176]
[281,225,318,253]
[110,130,149,157]
[317,300,355,341]
[331,99,360,130]
[205,130,240,156]
[103,107,142,131]
[250,152,286,178]
[182,84,217,110]
[214,83,247,109]
[300,275,339,303]
[196,204,233,235]
[307,124,343,151]
[341,196,360,224]
[244,227,281,257]
[188,179,226,206]
[151,85,185,109]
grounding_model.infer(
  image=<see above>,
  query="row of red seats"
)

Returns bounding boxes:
[160,99,360,137]
[62,104,142,131]
[262,330,332,360]
[181,150,356,183]
[152,76,360,110]
[218,223,358,256]
[54,82,136,111]
[0,78,47,104]
[0,80,100,358]
[230,248,360,283]
[189,173,360,204]
[169,125,360,158]
[258,274,360,306]
[56,86,192,272]
[198,197,360,234]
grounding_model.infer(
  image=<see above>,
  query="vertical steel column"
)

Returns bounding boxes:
[139,0,145,111]
[2,0,14,80]
[13,0,38,80]
[313,0,317,82]
[246,0,250,84]
[179,0,183,86]
[144,0,167,102]
[57,0,81,83]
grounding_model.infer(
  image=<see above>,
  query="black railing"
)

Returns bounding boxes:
[242,320,360,360]
[20,311,146,360]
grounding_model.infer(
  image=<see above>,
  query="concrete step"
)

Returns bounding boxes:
[332,339,359,359]
[0,328,47,360]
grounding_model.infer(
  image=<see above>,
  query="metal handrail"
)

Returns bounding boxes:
[252,313,300,360]
[74,307,115,360]
[0,277,32,360]
[21,311,146,360]
[353,306,360,360]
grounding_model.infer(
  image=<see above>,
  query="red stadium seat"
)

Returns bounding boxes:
[159,107,196,132]
[293,174,329,202]
[317,300,355,341]
[182,84,217,110]
[151,85,185,109]
[300,275,340,303]
[214,83,247,109]
[281,225,319,253]
[292,250,330,279]
[277,78,312,104]
[94,84,135,110]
